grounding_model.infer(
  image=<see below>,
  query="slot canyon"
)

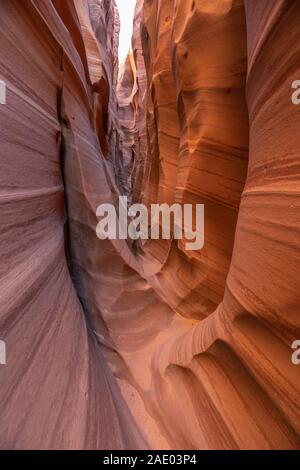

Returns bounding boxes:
[0,0,299,450]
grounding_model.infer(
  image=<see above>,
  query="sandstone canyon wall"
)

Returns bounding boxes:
[0,0,299,450]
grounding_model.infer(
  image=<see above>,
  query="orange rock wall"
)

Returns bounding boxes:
[0,0,299,451]
[134,0,249,321]
[0,0,144,450]
[116,0,300,449]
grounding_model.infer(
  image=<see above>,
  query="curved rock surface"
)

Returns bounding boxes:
[0,0,299,450]
[0,0,144,450]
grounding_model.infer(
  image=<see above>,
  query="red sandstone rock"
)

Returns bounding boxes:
[0,0,299,451]
[0,0,144,450]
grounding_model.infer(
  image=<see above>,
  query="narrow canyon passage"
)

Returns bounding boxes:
[0,0,299,450]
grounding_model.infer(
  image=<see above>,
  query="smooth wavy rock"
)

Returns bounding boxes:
[148,0,299,449]
[0,0,144,450]
[0,0,299,450]
[114,0,300,449]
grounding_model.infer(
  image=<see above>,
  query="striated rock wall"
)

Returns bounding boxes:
[130,0,148,204]
[134,0,249,321]
[115,0,300,449]
[0,0,299,450]
[0,0,144,450]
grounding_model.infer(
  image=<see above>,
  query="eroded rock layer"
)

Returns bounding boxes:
[0,0,299,450]
[0,0,144,450]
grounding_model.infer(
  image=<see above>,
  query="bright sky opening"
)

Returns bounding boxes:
[116,0,136,64]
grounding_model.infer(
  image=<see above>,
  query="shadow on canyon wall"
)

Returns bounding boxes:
[0,0,299,449]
